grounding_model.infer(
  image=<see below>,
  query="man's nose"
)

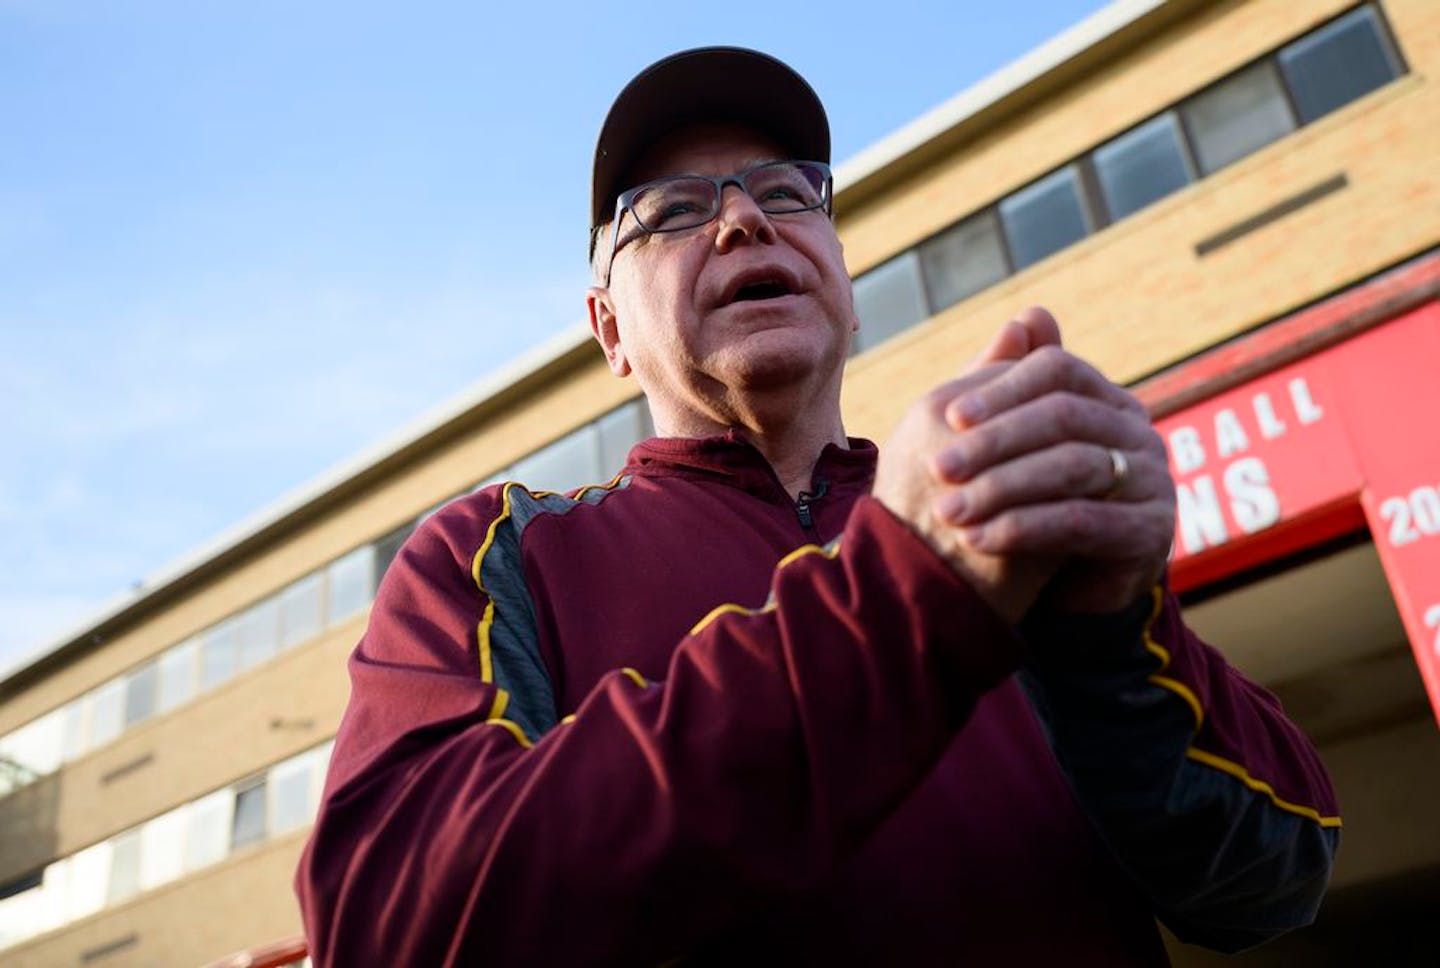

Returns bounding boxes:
[714,185,777,250]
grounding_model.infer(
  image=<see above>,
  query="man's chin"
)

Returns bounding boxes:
[715,337,841,393]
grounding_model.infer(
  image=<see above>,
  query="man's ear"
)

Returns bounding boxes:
[586,286,631,377]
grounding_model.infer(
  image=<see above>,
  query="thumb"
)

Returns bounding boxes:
[964,319,1031,373]
[1014,306,1063,351]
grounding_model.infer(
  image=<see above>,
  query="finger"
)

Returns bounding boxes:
[949,346,1144,428]
[963,319,1031,373]
[958,497,1177,560]
[933,394,1157,482]
[936,442,1142,524]
[924,360,1015,412]
[1013,306,1062,352]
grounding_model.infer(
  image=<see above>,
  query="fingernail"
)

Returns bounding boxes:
[938,491,967,522]
[958,395,987,424]
[962,524,986,546]
[936,449,967,480]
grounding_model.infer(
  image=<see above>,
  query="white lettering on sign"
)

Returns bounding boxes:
[1291,377,1324,424]
[1177,476,1227,553]
[1254,393,1287,439]
[1379,483,1440,547]
[1174,457,1283,554]
[1215,409,1250,458]
[1165,376,1324,473]
[1170,426,1206,474]
[1226,457,1281,534]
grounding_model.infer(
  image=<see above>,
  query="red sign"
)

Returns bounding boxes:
[1156,301,1440,723]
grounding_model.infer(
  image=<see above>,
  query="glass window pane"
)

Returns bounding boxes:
[279,573,325,648]
[512,427,601,494]
[270,749,321,835]
[123,663,158,728]
[36,858,69,936]
[89,680,125,748]
[185,789,233,872]
[236,599,280,671]
[139,805,188,891]
[232,779,268,849]
[1093,113,1194,220]
[0,872,46,948]
[61,697,90,763]
[999,165,1093,270]
[851,250,928,352]
[372,526,413,588]
[65,841,110,922]
[327,545,376,624]
[157,639,198,713]
[106,830,142,905]
[1279,6,1401,124]
[1,711,63,790]
[1182,61,1296,175]
[200,619,240,690]
[918,211,1009,313]
[596,401,647,476]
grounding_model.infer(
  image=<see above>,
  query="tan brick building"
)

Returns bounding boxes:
[2,1,1436,963]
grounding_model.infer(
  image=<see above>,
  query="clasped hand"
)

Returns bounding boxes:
[873,308,1175,624]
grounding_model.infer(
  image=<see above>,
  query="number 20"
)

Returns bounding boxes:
[1381,485,1440,547]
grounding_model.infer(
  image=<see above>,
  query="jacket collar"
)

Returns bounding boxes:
[627,430,877,501]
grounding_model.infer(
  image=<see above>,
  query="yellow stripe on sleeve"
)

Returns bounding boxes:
[1140,586,1341,828]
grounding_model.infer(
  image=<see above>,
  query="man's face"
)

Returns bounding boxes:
[587,122,857,430]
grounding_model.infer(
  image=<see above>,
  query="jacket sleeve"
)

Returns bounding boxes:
[1019,586,1341,953]
[295,492,1021,967]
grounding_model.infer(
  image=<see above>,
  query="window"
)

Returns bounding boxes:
[0,710,62,790]
[1182,61,1296,175]
[122,662,158,728]
[372,525,413,587]
[64,842,110,922]
[327,545,376,624]
[278,573,325,648]
[269,749,321,835]
[1279,6,1402,124]
[105,831,141,905]
[999,165,1094,270]
[917,211,1009,313]
[185,788,233,872]
[851,250,928,352]
[596,401,648,476]
[513,428,601,493]
[200,618,240,690]
[1092,113,1195,220]
[231,778,268,849]
[235,599,280,671]
[89,680,125,748]
[139,805,188,891]
[157,639,199,713]
[61,698,89,763]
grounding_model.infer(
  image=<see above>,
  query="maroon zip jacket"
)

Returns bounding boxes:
[296,434,1339,966]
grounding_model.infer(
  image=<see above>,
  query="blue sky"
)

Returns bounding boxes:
[1,0,1109,674]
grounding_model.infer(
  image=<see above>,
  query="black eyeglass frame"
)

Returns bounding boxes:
[600,159,834,286]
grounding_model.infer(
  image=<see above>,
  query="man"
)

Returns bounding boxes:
[297,48,1338,966]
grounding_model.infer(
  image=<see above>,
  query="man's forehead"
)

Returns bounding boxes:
[623,122,790,188]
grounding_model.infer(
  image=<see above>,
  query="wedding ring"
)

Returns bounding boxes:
[1105,447,1129,497]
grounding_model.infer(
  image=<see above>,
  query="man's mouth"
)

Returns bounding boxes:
[724,270,801,305]
[732,279,793,302]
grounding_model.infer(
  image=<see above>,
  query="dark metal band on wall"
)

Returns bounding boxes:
[1195,173,1350,256]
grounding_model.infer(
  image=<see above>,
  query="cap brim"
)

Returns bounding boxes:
[591,47,830,234]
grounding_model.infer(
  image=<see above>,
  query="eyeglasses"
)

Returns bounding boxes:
[601,160,833,286]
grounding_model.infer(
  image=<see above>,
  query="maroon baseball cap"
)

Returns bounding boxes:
[590,47,831,247]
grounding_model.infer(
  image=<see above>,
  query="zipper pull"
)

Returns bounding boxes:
[794,479,830,531]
